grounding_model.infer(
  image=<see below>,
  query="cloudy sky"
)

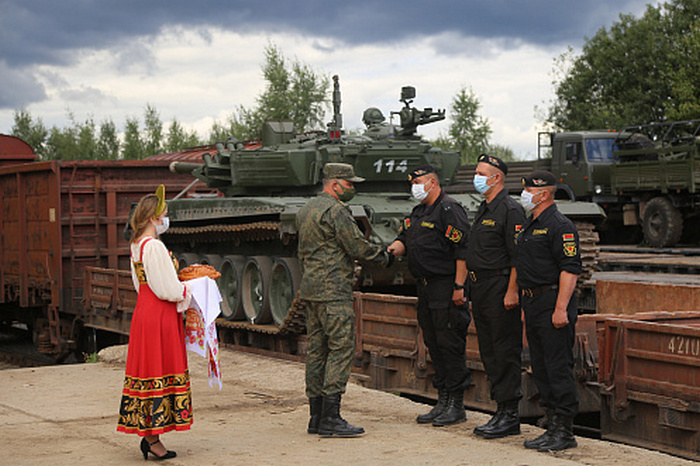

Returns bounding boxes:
[1,0,657,159]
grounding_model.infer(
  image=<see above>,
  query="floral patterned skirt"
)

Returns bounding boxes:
[117,283,192,436]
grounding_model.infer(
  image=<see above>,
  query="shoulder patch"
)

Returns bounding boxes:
[445,225,463,243]
[563,233,575,241]
[563,241,577,257]
[403,218,411,230]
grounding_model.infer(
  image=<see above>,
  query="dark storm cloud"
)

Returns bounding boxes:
[2,0,651,67]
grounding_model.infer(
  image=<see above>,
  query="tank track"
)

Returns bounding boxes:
[165,221,281,243]
[216,297,307,335]
[575,221,600,283]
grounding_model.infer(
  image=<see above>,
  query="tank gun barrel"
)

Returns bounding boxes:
[169,161,204,174]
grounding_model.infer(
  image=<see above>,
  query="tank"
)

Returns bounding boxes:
[166,76,605,327]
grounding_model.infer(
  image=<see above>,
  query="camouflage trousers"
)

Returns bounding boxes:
[305,300,355,398]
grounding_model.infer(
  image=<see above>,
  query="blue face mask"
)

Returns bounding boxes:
[473,174,494,194]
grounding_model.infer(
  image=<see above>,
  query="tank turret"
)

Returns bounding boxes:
[170,76,460,196]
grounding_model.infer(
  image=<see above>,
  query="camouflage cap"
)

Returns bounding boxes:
[522,170,557,187]
[323,163,365,182]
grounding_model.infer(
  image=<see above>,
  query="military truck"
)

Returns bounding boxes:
[454,120,700,247]
[166,76,606,327]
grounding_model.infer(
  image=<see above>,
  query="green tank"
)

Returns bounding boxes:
[166,76,605,327]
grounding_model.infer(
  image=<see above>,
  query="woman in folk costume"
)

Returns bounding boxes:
[117,185,193,461]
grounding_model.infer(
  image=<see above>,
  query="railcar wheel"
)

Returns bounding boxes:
[241,256,273,324]
[642,197,682,247]
[219,255,246,320]
[269,258,302,326]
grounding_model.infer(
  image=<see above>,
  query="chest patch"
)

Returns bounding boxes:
[533,228,548,236]
[445,225,463,243]
[481,219,496,226]
[421,221,435,229]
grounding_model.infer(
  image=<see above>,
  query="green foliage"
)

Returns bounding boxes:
[83,352,99,363]
[97,119,120,160]
[11,109,48,159]
[433,86,494,164]
[121,116,143,160]
[547,0,700,130]
[165,118,202,152]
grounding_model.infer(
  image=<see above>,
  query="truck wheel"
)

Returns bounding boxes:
[642,197,682,247]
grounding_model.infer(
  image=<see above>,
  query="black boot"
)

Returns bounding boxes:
[417,389,449,424]
[537,414,577,451]
[307,396,323,434]
[432,391,466,427]
[474,404,503,436]
[318,394,365,437]
[536,407,554,429]
[478,401,520,439]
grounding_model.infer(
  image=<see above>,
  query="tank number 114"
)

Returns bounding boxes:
[373,159,408,174]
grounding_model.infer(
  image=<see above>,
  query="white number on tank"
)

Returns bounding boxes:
[373,159,408,173]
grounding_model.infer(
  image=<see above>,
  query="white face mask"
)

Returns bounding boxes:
[411,182,432,202]
[154,216,170,235]
[520,190,542,212]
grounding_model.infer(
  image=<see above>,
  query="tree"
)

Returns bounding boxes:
[122,116,143,160]
[143,104,163,157]
[546,0,700,130]
[220,43,330,140]
[11,109,48,159]
[97,119,120,160]
[165,118,202,152]
[434,86,492,164]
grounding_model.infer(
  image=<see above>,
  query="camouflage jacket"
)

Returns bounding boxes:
[296,192,388,302]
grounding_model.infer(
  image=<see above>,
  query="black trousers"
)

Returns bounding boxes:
[470,274,522,405]
[416,277,472,393]
[522,288,579,417]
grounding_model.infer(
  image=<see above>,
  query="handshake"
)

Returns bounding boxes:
[381,240,405,268]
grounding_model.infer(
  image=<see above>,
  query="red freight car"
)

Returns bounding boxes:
[0,159,206,356]
[0,134,38,167]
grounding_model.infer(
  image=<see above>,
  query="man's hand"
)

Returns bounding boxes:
[503,288,519,310]
[387,240,406,257]
[552,307,569,328]
[452,288,467,306]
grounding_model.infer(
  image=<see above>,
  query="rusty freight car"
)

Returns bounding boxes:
[0,159,206,357]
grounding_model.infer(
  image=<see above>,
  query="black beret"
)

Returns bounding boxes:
[522,170,557,187]
[477,153,508,175]
[408,164,436,182]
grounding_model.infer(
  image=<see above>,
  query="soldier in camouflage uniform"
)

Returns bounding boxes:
[297,162,392,438]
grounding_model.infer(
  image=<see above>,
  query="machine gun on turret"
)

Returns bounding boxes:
[391,86,446,137]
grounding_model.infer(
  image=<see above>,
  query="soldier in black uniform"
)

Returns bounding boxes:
[467,154,526,439]
[516,170,581,451]
[388,164,471,427]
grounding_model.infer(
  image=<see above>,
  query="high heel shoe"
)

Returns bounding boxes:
[140,438,177,461]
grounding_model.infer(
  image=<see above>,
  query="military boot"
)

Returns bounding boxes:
[432,390,466,427]
[525,408,555,449]
[537,414,577,451]
[318,394,365,437]
[417,389,450,424]
[536,407,554,429]
[473,404,503,436]
[307,396,323,434]
[479,401,520,439]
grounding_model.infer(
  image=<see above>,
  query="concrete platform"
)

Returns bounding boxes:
[0,347,694,465]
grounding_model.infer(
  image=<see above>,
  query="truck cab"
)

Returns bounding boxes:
[540,130,620,202]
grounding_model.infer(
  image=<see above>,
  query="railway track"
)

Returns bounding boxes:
[0,326,59,369]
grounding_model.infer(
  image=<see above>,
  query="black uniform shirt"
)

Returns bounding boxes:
[396,190,470,279]
[466,189,526,272]
[515,203,582,289]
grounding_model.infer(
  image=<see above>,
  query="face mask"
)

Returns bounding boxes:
[520,190,542,212]
[411,182,432,202]
[473,174,494,195]
[155,216,170,235]
[334,183,356,202]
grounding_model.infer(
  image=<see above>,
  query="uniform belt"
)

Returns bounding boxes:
[521,284,559,298]
[417,276,452,286]
[468,268,510,282]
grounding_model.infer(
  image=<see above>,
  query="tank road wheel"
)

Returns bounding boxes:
[242,256,273,324]
[642,197,683,247]
[200,255,230,318]
[219,255,246,320]
[178,253,200,270]
[269,258,302,326]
